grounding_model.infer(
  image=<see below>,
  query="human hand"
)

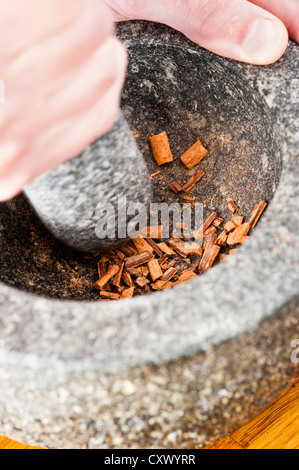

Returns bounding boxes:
[0,0,127,201]
[105,0,299,64]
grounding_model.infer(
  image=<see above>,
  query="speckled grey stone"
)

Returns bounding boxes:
[0,21,298,449]
[24,111,152,252]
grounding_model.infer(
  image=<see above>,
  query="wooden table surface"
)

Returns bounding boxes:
[206,376,299,449]
[1,377,298,449]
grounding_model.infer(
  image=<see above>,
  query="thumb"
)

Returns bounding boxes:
[108,0,289,65]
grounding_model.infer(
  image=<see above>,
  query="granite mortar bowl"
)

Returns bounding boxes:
[0,23,298,449]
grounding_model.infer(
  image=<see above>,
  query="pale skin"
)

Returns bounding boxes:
[0,0,298,201]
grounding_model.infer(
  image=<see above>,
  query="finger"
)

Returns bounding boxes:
[0,0,116,132]
[2,0,114,95]
[249,0,299,43]
[0,0,112,59]
[106,0,289,64]
[2,36,127,138]
[0,37,127,201]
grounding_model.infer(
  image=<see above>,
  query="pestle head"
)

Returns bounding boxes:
[23,112,153,252]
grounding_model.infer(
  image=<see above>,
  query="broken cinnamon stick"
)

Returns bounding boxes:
[227,200,239,215]
[180,140,208,169]
[227,222,251,246]
[223,220,236,233]
[157,242,177,257]
[150,131,173,165]
[97,261,106,278]
[122,271,133,287]
[248,201,267,228]
[168,238,203,257]
[93,264,120,290]
[233,215,244,227]
[125,267,142,277]
[182,169,205,192]
[215,230,228,247]
[120,286,135,299]
[146,238,163,257]
[169,182,182,194]
[151,267,178,290]
[135,276,150,288]
[172,270,197,286]
[212,217,224,229]
[112,261,124,287]
[198,245,220,273]
[193,211,217,240]
[100,291,120,300]
[125,251,154,269]
[132,236,154,254]
[203,231,217,251]
[148,258,163,282]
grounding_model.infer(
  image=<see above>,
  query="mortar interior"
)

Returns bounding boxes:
[0,43,282,300]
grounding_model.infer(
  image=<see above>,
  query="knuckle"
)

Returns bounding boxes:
[103,0,138,19]
[188,0,230,37]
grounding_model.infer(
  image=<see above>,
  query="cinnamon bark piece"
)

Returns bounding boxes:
[203,231,217,251]
[93,265,120,290]
[115,249,126,259]
[193,211,218,240]
[112,261,124,287]
[135,276,150,288]
[150,170,161,179]
[125,251,154,269]
[160,267,178,282]
[162,260,177,271]
[120,286,135,299]
[198,245,220,273]
[150,131,173,165]
[172,270,197,285]
[148,259,163,282]
[132,236,154,254]
[157,242,177,257]
[140,265,150,277]
[223,220,236,233]
[212,217,224,229]
[125,267,142,277]
[146,238,163,257]
[97,261,107,278]
[122,271,133,287]
[180,140,208,169]
[182,169,205,192]
[158,254,168,266]
[248,201,267,228]
[227,200,239,215]
[100,291,120,300]
[227,223,251,245]
[151,267,178,290]
[169,182,182,194]
[151,281,174,291]
[99,254,110,263]
[119,243,137,257]
[233,216,244,227]
[215,230,228,247]
[168,238,203,257]
[203,226,217,236]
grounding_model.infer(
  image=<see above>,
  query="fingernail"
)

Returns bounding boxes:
[242,18,286,63]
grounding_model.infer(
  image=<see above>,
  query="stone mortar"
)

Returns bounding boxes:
[0,22,298,448]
